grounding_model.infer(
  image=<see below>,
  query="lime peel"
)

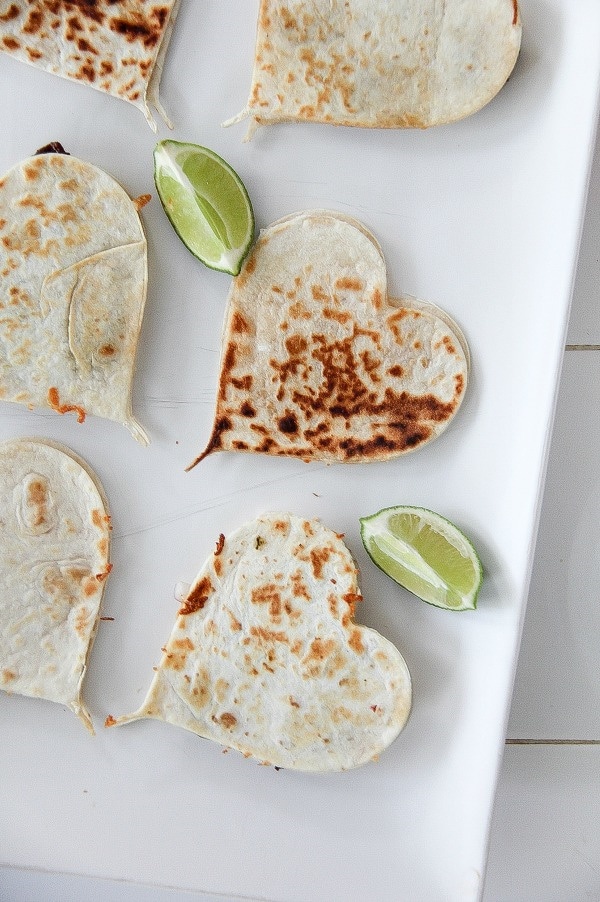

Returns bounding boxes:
[360,506,483,611]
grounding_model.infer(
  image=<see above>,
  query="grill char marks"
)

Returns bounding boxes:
[188,212,468,469]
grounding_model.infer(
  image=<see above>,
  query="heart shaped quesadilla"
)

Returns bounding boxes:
[189,211,469,468]
[0,438,111,733]
[108,512,411,771]
[0,150,149,443]
[229,0,521,137]
[0,1,180,129]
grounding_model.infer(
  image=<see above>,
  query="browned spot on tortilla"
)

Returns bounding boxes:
[278,412,298,434]
[309,545,332,579]
[342,592,362,622]
[1,669,17,684]
[334,276,364,291]
[303,636,337,664]
[218,712,237,729]
[47,387,86,423]
[369,288,383,310]
[387,365,404,377]
[231,311,251,334]
[232,374,253,391]
[288,301,311,320]
[235,252,256,288]
[25,477,50,528]
[251,583,282,621]
[348,629,365,654]
[164,637,194,671]
[227,609,242,631]
[179,576,213,615]
[74,606,90,636]
[512,0,519,25]
[250,626,288,645]
[98,344,116,357]
[77,61,96,82]
[83,576,99,598]
[22,7,42,34]
[290,570,310,602]
[435,335,456,355]
[91,508,109,530]
[2,36,19,50]
[0,4,19,22]
[109,7,169,49]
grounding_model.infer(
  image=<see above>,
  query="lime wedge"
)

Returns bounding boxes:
[360,506,483,611]
[153,140,255,275]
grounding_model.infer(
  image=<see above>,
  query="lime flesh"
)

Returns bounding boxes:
[360,506,483,611]
[154,140,255,275]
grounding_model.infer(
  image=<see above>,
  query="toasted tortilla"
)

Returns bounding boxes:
[189,211,469,468]
[108,512,411,771]
[0,1,181,130]
[0,150,149,443]
[228,0,522,138]
[0,438,111,733]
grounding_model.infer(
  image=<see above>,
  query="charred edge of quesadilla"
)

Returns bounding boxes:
[189,387,463,466]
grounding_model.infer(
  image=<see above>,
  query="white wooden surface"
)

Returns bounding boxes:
[1,71,599,902]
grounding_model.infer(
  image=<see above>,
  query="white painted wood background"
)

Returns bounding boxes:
[1,108,599,902]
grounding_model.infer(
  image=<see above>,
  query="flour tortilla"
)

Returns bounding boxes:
[189,211,469,468]
[0,0,181,130]
[109,512,411,772]
[0,150,149,443]
[228,0,522,138]
[0,438,111,733]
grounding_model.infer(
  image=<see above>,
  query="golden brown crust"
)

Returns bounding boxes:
[189,212,468,468]
[0,1,180,126]
[232,0,522,135]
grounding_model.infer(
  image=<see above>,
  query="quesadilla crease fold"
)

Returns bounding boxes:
[0,151,149,443]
